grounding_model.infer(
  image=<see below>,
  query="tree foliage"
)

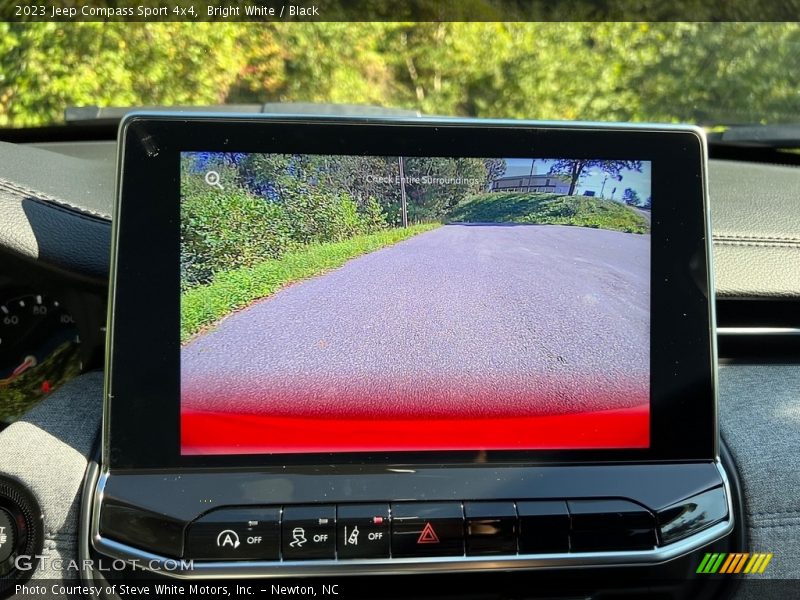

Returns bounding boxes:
[2,23,799,127]
[179,152,503,288]
[623,188,642,207]
[180,153,393,289]
[547,159,643,196]
[0,23,243,126]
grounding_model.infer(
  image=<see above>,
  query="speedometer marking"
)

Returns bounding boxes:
[0,292,83,420]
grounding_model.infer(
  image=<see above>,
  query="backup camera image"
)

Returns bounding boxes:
[179,152,651,455]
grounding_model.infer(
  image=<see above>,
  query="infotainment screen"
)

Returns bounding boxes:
[179,152,652,455]
[107,116,716,468]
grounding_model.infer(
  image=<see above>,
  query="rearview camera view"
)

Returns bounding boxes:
[180,152,651,455]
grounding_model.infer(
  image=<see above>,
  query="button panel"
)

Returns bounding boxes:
[183,497,692,562]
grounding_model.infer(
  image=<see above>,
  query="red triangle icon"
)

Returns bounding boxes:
[417,522,440,544]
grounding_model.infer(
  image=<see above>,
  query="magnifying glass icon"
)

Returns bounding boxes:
[204,170,224,191]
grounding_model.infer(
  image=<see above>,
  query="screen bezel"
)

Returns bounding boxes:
[106,115,717,470]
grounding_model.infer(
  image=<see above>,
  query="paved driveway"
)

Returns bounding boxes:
[181,224,650,420]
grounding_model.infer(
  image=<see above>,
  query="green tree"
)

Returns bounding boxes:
[300,154,402,212]
[3,22,800,127]
[622,188,641,206]
[402,156,489,220]
[0,23,244,127]
[548,160,643,196]
[483,158,507,187]
[229,23,394,107]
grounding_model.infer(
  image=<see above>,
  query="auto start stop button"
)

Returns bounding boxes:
[185,507,280,560]
[0,508,15,563]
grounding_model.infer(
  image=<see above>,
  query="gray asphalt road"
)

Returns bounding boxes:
[181,224,650,418]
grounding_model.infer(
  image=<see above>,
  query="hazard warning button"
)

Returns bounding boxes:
[390,502,464,557]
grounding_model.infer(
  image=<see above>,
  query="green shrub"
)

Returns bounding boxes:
[181,179,391,291]
[283,186,376,244]
[181,187,293,289]
[362,197,388,232]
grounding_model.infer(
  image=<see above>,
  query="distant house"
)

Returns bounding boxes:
[490,174,572,194]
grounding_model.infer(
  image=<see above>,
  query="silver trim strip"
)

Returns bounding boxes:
[717,326,800,336]
[87,462,735,579]
[80,460,108,588]
[698,125,721,461]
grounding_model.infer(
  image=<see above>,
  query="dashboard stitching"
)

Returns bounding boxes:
[0,176,111,220]
[713,240,800,248]
[0,179,111,225]
[714,234,800,242]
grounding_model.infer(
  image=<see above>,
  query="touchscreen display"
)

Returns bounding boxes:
[179,152,651,455]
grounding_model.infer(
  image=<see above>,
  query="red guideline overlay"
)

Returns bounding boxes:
[181,404,649,455]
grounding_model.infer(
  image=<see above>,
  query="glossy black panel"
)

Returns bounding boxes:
[568,499,657,551]
[658,486,729,544]
[99,501,184,557]
[100,463,725,528]
[517,500,570,554]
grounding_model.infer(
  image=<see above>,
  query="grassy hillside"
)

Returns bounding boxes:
[448,192,650,234]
